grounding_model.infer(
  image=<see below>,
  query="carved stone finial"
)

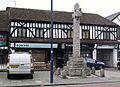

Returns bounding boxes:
[72,3,82,19]
[74,3,79,11]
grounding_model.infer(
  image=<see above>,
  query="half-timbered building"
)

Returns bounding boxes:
[106,12,120,25]
[106,12,120,62]
[0,7,119,68]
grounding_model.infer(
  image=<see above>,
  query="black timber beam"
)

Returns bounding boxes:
[9,37,119,44]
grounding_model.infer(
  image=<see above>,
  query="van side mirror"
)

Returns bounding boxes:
[9,49,15,54]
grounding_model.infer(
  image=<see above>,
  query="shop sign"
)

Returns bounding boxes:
[97,45,114,49]
[0,41,7,46]
[14,43,58,48]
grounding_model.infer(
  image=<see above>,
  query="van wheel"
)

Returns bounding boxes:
[117,67,120,70]
[7,74,11,79]
[7,71,11,79]
[117,65,120,70]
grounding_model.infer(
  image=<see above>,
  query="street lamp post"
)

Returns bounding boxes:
[50,0,53,83]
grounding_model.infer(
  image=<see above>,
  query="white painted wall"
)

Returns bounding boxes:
[93,49,97,60]
[113,49,118,67]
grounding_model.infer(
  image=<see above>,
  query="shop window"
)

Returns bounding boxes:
[0,34,7,47]
[0,41,6,46]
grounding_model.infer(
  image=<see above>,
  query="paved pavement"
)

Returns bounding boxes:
[1,68,120,86]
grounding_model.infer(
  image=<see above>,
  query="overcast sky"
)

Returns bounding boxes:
[0,0,120,17]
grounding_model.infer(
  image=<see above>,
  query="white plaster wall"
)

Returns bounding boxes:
[93,49,97,60]
[113,49,117,67]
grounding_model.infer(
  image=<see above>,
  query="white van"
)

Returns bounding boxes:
[7,52,34,79]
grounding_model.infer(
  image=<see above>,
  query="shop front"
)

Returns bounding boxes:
[10,42,58,70]
[0,32,8,64]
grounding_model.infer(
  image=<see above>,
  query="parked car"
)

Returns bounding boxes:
[117,62,120,70]
[7,52,34,79]
[84,58,105,70]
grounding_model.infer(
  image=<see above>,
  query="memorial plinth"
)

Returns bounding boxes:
[67,3,90,77]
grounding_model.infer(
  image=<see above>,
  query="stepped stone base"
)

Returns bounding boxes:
[69,68,83,76]
[67,57,91,77]
[68,67,91,76]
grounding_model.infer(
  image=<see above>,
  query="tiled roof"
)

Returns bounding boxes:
[0,11,9,31]
[106,12,120,21]
[6,7,118,26]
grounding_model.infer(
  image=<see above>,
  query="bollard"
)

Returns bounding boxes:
[55,67,61,75]
[63,66,69,76]
[91,67,95,74]
[100,68,105,77]
[82,68,86,78]
[61,69,67,79]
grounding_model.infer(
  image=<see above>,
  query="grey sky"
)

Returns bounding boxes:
[0,0,120,17]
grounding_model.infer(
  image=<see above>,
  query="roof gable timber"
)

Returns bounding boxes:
[106,12,120,21]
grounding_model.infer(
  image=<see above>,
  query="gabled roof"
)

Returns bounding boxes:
[106,12,120,21]
[6,7,118,26]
